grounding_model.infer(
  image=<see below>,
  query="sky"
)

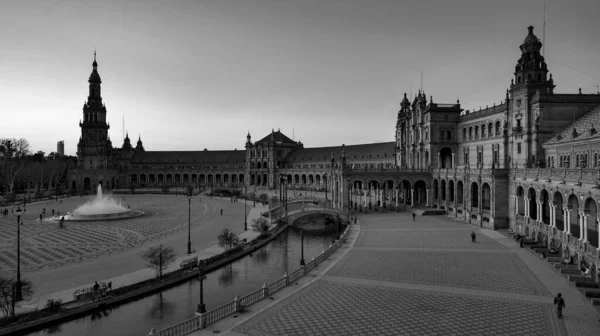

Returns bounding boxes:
[1,0,599,156]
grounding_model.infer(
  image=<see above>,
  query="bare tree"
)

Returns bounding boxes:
[217,228,239,251]
[141,245,178,280]
[250,217,269,235]
[0,276,34,317]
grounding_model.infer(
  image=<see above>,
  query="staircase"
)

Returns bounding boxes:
[520,238,600,308]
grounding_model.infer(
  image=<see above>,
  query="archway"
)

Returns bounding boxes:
[540,190,550,224]
[441,180,446,201]
[256,175,262,186]
[439,147,453,168]
[448,180,455,203]
[433,179,439,200]
[482,183,491,210]
[528,188,537,220]
[198,174,205,185]
[516,186,525,215]
[584,198,598,247]
[262,174,267,186]
[250,174,256,185]
[470,182,479,208]
[568,194,580,238]
[167,174,173,183]
[83,177,91,191]
[401,180,411,205]
[457,181,463,205]
[413,180,427,206]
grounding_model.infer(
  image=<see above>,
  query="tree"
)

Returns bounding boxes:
[141,245,177,280]
[217,228,239,251]
[251,217,269,235]
[0,276,34,317]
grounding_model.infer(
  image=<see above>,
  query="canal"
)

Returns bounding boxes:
[26,226,337,336]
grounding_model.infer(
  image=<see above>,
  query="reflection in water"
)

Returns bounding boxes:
[218,264,237,286]
[44,325,61,334]
[254,247,268,265]
[90,308,112,325]
[147,293,175,320]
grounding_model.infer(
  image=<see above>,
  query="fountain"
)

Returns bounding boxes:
[54,185,144,221]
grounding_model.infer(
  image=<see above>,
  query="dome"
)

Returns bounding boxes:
[520,26,542,52]
[89,69,102,83]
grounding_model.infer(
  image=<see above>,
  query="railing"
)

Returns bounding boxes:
[512,168,600,184]
[346,166,431,173]
[152,225,352,336]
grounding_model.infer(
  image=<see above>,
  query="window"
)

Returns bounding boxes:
[517,143,522,154]
[469,127,473,140]
[516,119,521,128]
[488,123,493,136]
[481,125,486,137]
[447,131,452,140]
[463,128,467,140]
[440,131,444,140]
[475,126,479,138]
[495,121,501,135]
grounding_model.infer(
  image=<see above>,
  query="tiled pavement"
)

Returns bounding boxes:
[0,195,217,273]
[192,211,600,336]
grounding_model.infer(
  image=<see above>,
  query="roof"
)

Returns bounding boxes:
[544,105,600,146]
[256,130,297,145]
[283,142,396,162]
[131,150,246,164]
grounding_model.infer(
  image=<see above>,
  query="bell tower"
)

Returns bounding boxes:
[508,26,555,168]
[77,51,112,170]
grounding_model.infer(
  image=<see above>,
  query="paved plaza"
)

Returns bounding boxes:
[0,195,218,273]
[193,212,600,336]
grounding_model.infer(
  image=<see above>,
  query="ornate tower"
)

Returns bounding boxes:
[395,93,411,168]
[509,26,555,168]
[77,52,112,171]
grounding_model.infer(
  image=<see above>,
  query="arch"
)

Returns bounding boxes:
[568,194,580,238]
[413,180,427,206]
[463,128,467,140]
[308,175,314,185]
[149,174,156,183]
[540,190,550,225]
[224,174,230,184]
[166,174,173,183]
[315,175,321,186]
[433,179,439,200]
[469,127,473,140]
[456,180,463,205]
[448,180,455,203]
[495,121,501,135]
[256,174,262,186]
[250,173,256,185]
[83,177,91,191]
[139,174,147,183]
[183,174,189,183]
[175,174,181,183]
[439,147,453,168]
[158,174,164,183]
[584,198,598,248]
[131,174,138,184]
[470,182,479,208]
[441,180,446,201]
[301,174,307,184]
[481,123,486,137]
[191,174,197,183]
[257,162,261,169]
[488,123,493,136]
[215,174,222,185]
[474,125,479,138]
[528,188,537,220]
[482,183,491,210]
[239,174,245,184]
[199,174,205,185]
[294,174,300,184]
[262,174,267,186]
[516,186,525,215]
[287,174,292,184]
[207,174,213,185]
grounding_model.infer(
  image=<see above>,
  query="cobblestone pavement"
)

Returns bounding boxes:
[354,230,507,250]
[234,280,566,336]
[226,211,600,336]
[327,249,550,295]
[0,195,217,273]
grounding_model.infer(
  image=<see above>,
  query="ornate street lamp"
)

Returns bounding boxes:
[244,185,248,231]
[11,204,26,302]
[187,188,192,255]
[300,230,305,266]
[197,260,206,314]
[253,185,256,207]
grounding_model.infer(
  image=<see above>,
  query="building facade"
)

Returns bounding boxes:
[70,26,600,271]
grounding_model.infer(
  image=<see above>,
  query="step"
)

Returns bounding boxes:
[569,275,596,283]
[560,268,583,275]
[546,257,562,263]
[553,263,580,269]
[534,247,551,253]
[583,288,600,298]
[575,281,600,289]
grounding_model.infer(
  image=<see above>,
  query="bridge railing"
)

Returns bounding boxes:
[150,224,352,336]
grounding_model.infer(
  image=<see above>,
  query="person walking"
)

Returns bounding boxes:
[412,212,416,221]
[471,231,476,243]
[554,293,566,319]
[220,209,223,216]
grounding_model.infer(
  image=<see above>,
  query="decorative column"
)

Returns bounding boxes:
[550,204,556,227]
[395,189,399,208]
[514,196,519,215]
[411,188,415,207]
[564,207,571,234]
[426,188,430,207]
[451,153,455,169]
[581,211,588,242]
[524,197,530,218]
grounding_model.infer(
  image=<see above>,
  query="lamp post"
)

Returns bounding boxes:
[11,204,26,302]
[197,261,206,314]
[253,185,256,207]
[347,178,351,229]
[300,230,305,266]
[187,190,192,255]
[244,185,248,231]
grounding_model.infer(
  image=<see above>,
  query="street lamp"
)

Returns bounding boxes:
[253,185,256,207]
[197,261,206,314]
[347,178,351,230]
[187,190,192,255]
[244,185,248,231]
[11,204,26,302]
[300,230,305,266]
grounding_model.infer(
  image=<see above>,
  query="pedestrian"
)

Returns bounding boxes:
[93,281,100,292]
[108,281,112,291]
[554,293,566,319]
[412,212,416,221]
[220,209,223,216]
[39,213,43,221]
[52,209,55,216]
[471,231,476,243]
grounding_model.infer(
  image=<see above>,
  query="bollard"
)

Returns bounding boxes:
[284,272,289,286]
[234,294,241,312]
[262,282,269,298]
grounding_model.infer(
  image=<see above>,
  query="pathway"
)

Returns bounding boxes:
[189,212,600,336]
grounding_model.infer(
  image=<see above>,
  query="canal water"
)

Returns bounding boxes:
[26,227,337,336]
